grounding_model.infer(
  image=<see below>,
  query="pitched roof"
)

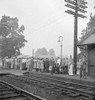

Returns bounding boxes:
[78,28,95,46]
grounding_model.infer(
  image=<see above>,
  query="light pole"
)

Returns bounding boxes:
[58,36,63,67]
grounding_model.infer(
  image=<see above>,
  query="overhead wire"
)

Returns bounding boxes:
[31,15,64,33]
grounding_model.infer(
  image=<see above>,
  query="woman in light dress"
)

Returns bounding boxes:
[68,56,74,75]
[26,58,31,71]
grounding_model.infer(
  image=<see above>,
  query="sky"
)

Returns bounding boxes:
[0,0,95,57]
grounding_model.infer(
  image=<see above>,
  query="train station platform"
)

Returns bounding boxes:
[0,68,27,76]
[0,68,95,86]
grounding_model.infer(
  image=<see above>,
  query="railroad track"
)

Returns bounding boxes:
[24,73,95,98]
[25,72,95,92]
[6,74,95,100]
[0,80,45,100]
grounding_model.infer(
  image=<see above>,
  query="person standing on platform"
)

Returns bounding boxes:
[15,58,18,69]
[13,58,15,69]
[57,57,60,66]
[50,58,56,75]
[45,58,49,73]
[4,57,7,69]
[40,58,44,72]
[2,58,5,68]
[56,57,61,73]
[28,57,34,72]
[77,59,81,75]
[56,63,60,74]
[33,58,37,71]
[80,56,86,79]
[68,55,74,75]
[6,58,9,69]
[38,58,41,72]
[62,58,65,74]
[11,58,13,69]
[43,58,46,72]
[26,58,30,71]
[36,58,39,72]
[82,56,86,78]
[49,58,53,73]
[65,58,69,74]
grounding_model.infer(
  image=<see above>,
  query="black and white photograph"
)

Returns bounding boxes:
[0,0,95,100]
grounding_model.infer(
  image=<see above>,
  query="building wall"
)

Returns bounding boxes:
[88,45,95,77]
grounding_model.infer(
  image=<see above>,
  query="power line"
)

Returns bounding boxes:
[31,15,64,33]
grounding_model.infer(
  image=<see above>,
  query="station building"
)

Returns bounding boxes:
[78,29,95,77]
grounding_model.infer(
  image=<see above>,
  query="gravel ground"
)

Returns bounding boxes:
[0,75,74,100]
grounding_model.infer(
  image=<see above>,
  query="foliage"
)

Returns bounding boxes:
[0,15,27,58]
[78,13,95,60]
[48,49,55,56]
[79,14,95,42]
[35,48,48,57]
[35,48,56,57]
[87,13,95,30]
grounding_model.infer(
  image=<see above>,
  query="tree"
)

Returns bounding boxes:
[35,48,48,57]
[78,13,95,60]
[35,48,41,57]
[48,49,55,56]
[79,13,95,42]
[41,48,48,55]
[79,29,87,40]
[87,13,95,30]
[93,6,95,9]
[0,15,27,58]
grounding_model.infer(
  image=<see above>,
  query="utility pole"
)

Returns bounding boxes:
[32,49,34,57]
[65,0,87,74]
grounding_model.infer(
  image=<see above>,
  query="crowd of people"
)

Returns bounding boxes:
[1,55,87,78]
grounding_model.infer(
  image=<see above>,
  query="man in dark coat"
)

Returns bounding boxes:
[45,58,49,72]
